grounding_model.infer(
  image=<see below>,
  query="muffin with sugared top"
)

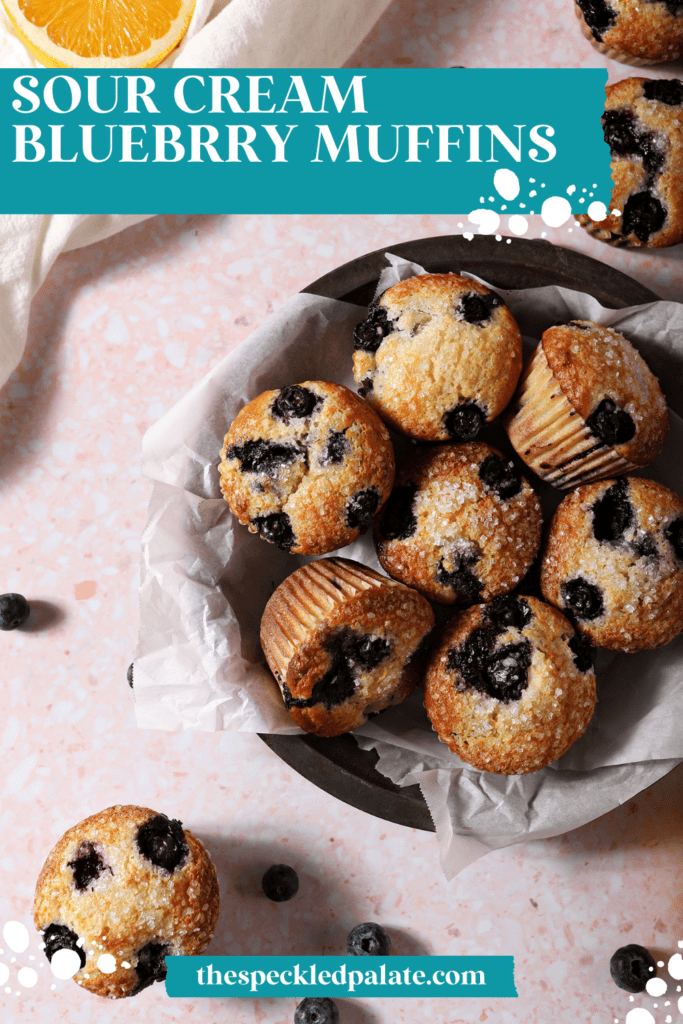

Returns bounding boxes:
[541,476,683,652]
[574,1,683,65]
[352,273,523,441]
[424,594,596,775]
[374,441,542,605]
[504,320,668,489]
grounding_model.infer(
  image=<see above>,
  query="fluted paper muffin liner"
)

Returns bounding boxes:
[504,344,639,489]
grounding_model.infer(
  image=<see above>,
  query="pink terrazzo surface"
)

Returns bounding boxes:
[2,3,683,1024]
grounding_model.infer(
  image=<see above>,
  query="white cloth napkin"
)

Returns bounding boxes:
[0,0,393,390]
[0,0,393,68]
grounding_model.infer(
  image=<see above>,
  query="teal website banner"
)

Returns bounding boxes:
[0,68,610,215]
[165,955,517,998]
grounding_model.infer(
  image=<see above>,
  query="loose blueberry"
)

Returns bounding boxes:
[272,385,319,422]
[479,454,522,501]
[610,944,657,993]
[253,512,297,551]
[68,841,110,892]
[568,632,593,673]
[380,484,418,541]
[42,923,86,970]
[443,401,486,441]
[353,304,395,353]
[436,551,482,603]
[226,439,302,476]
[621,192,667,243]
[127,663,134,688]
[295,997,340,1024]
[560,578,604,621]
[643,80,683,106]
[457,291,502,324]
[262,864,299,902]
[0,593,30,631]
[136,815,189,873]
[347,922,391,956]
[576,0,616,41]
[346,488,380,531]
[592,479,633,543]
[320,430,349,466]
[665,516,683,562]
[485,594,532,631]
[585,398,635,447]
[134,941,169,992]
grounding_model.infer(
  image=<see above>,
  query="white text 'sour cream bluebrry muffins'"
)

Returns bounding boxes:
[260,557,435,737]
[574,0,683,64]
[374,442,542,605]
[424,594,596,775]
[352,273,523,441]
[33,806,219,999]
[578,77,683,248]
[219,381,395,555]
[541,477,683,652]
[504,321,668,489]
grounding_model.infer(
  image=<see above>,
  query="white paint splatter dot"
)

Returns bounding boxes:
[3,923,29,953]
[625,1009,655,1024]
[463,232,474,241]
[493,168,520,201]
[668,953,683,979]
[508,215,528,236]
[567,184,576,196]
[0,964,8,986]
[17,967,37,988]
[468,209,500,234]
[97,954,116,974]
[541,196,572,228]
[50,948,82,980]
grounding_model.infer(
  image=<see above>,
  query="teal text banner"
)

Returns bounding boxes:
[0,68,610,215]
[165,955,517,998]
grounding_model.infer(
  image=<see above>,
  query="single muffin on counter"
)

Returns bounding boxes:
[352,273,523,441]
[219,381,394,555]
[541,476,683,652]
[374,442,542,605]
[573,0,683,65]
[578,77,683,248]
[260,557,435,737]
[504,321,668,489]
[424,594,596,775]
[34,806,219,999]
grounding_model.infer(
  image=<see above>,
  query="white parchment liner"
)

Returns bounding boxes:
[136,250,683,878]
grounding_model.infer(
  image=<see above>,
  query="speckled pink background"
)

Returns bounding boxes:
[2,3,683,1024]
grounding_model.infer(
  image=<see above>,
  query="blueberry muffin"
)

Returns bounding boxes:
[541,477,683,651]
[260,557,435,737]
[374,442,542,606]
[352,273,523,442]
[219,382,395,555]
[574,1,683,64]
[34,806,219,999]
[505,321,668,489]
[424,594,596,775]
[578,77,683,248]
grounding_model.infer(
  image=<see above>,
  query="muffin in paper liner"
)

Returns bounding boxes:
[260,556,435,737]
[504,321,668,489]
[540,476,683,652]
[423,594,597,776]
[33,805,219,999]
[578,76,683,249]
[573,0,683,65]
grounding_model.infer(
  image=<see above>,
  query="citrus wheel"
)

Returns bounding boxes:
[1,0,196,68]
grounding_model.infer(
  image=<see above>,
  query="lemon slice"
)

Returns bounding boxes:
[2,0,196,68]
